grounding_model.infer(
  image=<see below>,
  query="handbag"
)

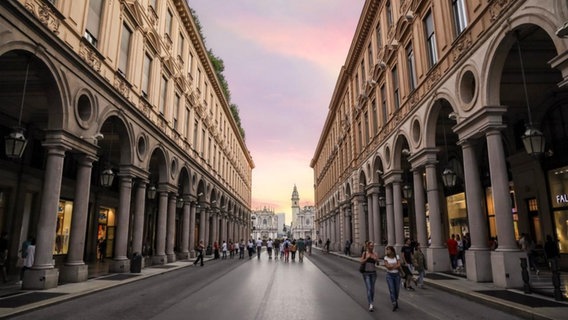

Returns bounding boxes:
[359,263,366,273]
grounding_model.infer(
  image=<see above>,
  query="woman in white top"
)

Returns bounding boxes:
[383,245,401,311]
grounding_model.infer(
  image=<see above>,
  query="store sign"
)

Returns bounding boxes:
[556,194,568,204]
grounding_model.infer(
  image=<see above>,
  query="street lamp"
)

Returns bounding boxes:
[147,185,157,200]
[5,55,32,159]
[378,195,386,208]
[100,122,116,187]
[516,32,545,156]
[176,196,184,208]
[441,122,457,188]
[402,184,413,199]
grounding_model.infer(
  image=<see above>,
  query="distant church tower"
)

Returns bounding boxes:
[291,184,300,222]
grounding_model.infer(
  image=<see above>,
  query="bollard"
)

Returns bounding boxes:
[550,259,564,301]
[520,257,532,294]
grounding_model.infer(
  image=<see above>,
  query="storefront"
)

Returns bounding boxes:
[548,165,568,253]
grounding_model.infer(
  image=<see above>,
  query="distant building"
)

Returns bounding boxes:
[276,213,286,237]
[251,207,279,240]
[290,185,314,240]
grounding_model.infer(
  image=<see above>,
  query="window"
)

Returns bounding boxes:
[119,23,132,76]
[381,85,387,125]
[392,65,400,109]
[386,1,393,28]
[368,44,373,68]
[201,129,206,156]
[142,53,152,97]
[165,9,173,36]
[358,121,363,152]
[452,0,468,36]
[173,94,180,130]
[376,23,383,48]
[406,43,417,91]
[355,74,360,96]
[85,0,103,46]
[159,76,167,114]
[193,120,198,147]
[361,60,366,84]
[364,112,370,145]
[372,99,378,134]
[424,10,438,68]
[185,107,190,138]
[178,33,184,58]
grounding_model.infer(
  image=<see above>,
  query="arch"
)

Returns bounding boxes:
[423,93,459,148]
[391,133,411,171]
[98,113,134,166]
[372,154,385,184]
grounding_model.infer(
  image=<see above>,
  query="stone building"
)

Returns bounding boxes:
[291,185,314,240]
[0,0,253,289]
[311,0,568,289]
[251,207,279,241]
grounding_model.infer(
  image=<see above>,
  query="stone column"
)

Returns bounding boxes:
[152,191,168,265]
[24,145,67,290]
[425,162,450,271]
[413,169,428,250]
[204,210,211,249]
[367,195,374,243]
[110,175,132,273]
[486,128,523,288]
[199,207,206,244]
[179,198,190,260]
[385,184,395,246]
[393,180,404,252]
[371,192,382,253]
[61,154,95,283]
[344,207,352,246]
[460,139,492,282]
[131,180,146,258]
[356,197,366,249]
[166,194,176,262]
[189,202,197,257]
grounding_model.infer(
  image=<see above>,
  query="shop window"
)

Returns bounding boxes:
[98,207,116,259]
[55,200,73,255]
[447,192,468,236]
[548,166,568,253]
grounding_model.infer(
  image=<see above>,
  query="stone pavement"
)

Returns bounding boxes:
[0,252,565,319]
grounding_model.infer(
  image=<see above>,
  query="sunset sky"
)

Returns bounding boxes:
[188,1,364,222]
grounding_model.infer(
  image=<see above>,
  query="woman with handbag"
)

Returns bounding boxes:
[360,241,379,312]
[384,245,401,311]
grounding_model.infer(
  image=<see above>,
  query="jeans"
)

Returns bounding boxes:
[362,272,377,304]
[386,272,401,304]
[416,269,425,287]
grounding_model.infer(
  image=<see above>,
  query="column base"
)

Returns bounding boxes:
[177,252,189,260]
[465,249,493,282]
[109,259,130,273]
[491,250,525,288]
[426,247,451,272]
[152,254,166,265]
[189,250,195,258]
[167,253,176,263]
[60,264,88,283]
[23,268,59,290]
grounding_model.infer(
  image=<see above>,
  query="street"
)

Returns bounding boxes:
[7,250,522,320]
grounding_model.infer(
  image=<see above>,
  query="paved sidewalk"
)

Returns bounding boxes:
[324,247,568,320]
[0,251,566,319]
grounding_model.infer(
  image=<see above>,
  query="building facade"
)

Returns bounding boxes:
[291,185,314,240]
[0,0,253,289]
[251,207,279,240]
[311,0,568,289]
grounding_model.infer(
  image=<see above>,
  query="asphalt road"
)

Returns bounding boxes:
[6,250,522,320]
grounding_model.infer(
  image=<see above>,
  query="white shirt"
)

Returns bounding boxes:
[384,256,399,274]
[24,245,35,268]
[256,239,262,247]
[222,242,227,252]
[266,240,273,248]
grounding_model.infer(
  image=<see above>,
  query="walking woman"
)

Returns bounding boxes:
[193,240,205,267]
[384,245,401,311]
[360,241,379,312]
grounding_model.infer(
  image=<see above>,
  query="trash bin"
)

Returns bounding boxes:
[130,252,142,273]
[206,245,212,256]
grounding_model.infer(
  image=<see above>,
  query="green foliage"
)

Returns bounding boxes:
[190,9,245,140]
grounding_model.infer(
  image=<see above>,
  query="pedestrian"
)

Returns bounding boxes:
[266,238,273,259]
[306,236,312,255]
[0,232,8,283]
[273,238,280,259]
[413,242,426,289]
[97,237,107,262]
[20,237,36,285]
[256,238,263,259]
[213,241,220,259]
[383,245,401,311]
[325,238,331,253]
[290,239,297,261]
[239,239,245,259]
[360,241,379,312]
[344,239,351,256]
[297,238,306,262]
[221,240,227,259]
[447,234,458,271]
[247,239,254,259]
[283,238,290,262]
[544,234,560,269]
[400,238,416,290]
[193,240,205,266]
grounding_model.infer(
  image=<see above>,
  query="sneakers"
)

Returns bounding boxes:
[369,304,374,312]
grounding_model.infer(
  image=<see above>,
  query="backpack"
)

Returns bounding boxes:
[284,242,289,249]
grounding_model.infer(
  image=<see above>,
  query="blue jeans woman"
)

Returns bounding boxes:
[383,245,401,311]
[360,241,379,312]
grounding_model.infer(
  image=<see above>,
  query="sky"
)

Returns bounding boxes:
[188,1,364,222]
